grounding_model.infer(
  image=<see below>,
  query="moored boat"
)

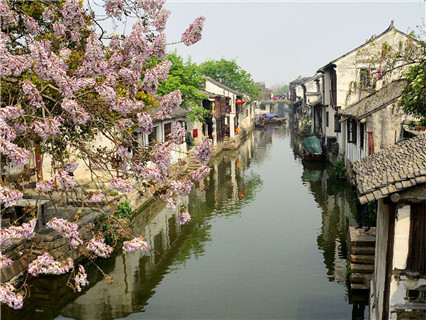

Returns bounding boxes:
[302,135,324,161]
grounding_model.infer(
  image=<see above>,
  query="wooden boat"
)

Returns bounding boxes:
[255,116,265,127]
[262,113,286,125]
[302,136,324,161]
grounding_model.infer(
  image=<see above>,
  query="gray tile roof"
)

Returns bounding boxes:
[204,76,244,96]
[340,80,405,119]
[317,25,409,73]
[353,134,426,204]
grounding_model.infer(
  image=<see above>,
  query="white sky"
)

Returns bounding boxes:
[162,0,425,88]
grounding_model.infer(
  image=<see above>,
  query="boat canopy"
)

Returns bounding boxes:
[303,136,322,154]
[263,113,279,118]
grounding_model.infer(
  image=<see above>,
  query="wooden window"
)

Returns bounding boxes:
[226,98,231,113]
[347,118,357,143]
[164,123,171,141]
[407,203,426,275]
[192,129,198,138]
[359,123,365,149]
[334,115,341,132]
[360,69,371,88]
[148,126,158,143]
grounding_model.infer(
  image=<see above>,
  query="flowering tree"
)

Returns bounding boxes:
[0,0,211,309]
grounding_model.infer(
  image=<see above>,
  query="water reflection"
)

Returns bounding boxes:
[2,118,369,320]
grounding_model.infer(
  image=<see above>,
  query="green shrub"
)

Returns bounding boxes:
[115,201,133,220]
[333,160,346,179]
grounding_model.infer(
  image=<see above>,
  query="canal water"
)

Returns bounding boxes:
[2,118,369,320]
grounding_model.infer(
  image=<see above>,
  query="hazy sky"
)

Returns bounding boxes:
[162,0,425,88]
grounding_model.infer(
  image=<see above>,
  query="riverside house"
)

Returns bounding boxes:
[352,134,426,320]
[317,22,414,163]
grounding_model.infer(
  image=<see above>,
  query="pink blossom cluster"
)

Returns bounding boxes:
[59,48,72,61]
[137,112,153,134]
[190,166,211,181]
[28,252,74,276]
[61,99,90,125]
[0,121,16,141]
[78,34,106,77]
[63,161,79,173]
[22,80,45,109]
[151,143,172,170]
[116,146,132,161]
[47,217,82,248]
[0,1,18,28]
[0,105,24,121]
[96,84,116,106]
[42,7,55,22]
[74,265,89,292]
[140,61,170,94]
[33,117,63,140]
[194,138,212,165]
[109,177,133,193]
[156,90,182,120]
[0,32,31,77]
[178,209,191,225]
[55,170,76,191]
[24,16,40,36]
[159,191,176,209]
[0,106,23,141]
[122,236,148,252]
[0,138,31,165]
[53,21,67,38]
[181,16,206,46]
[118,67,141,87]
[0,220,37,246]
[171,179,193,196]
[151,33,167,60]
[86,238,113,258]
[70,30,81,43]
[123,21,150,60]
[109,36,121,51]
[139,166,163,183]
[113,97,133,116]
[104,0,124,19]
[170,121,186,144]
[0,253,13,269]
[36,179,54,193]
[153,8,170,32]
[0,185,23,208]
[118,118,134,130]
[0,283,23,309]
[137,0,166,16]
[29,40,74,97]
[108,52,122,74]
[90,193,105,202]
[61,0,85,31]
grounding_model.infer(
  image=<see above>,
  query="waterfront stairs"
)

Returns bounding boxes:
[348,226,376,291]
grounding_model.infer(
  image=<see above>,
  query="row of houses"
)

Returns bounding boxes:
[289,22,425,320]
[4,76,256,205]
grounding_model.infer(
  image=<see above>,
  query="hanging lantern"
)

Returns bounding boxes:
[236,99,243,105]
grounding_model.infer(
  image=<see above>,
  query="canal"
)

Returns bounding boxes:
[2,118,369,320]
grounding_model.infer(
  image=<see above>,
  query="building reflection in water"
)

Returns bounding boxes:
[3,118,368,320]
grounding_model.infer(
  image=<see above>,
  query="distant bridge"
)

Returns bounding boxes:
[259,99,292,105]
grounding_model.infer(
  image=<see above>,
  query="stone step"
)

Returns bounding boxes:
[351,263,374,274]
[351,283,370,290]
[350,254,375,264]
[351,246,375,255]
[351,273,372,284]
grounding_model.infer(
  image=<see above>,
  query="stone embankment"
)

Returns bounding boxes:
[1,127,253,284]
